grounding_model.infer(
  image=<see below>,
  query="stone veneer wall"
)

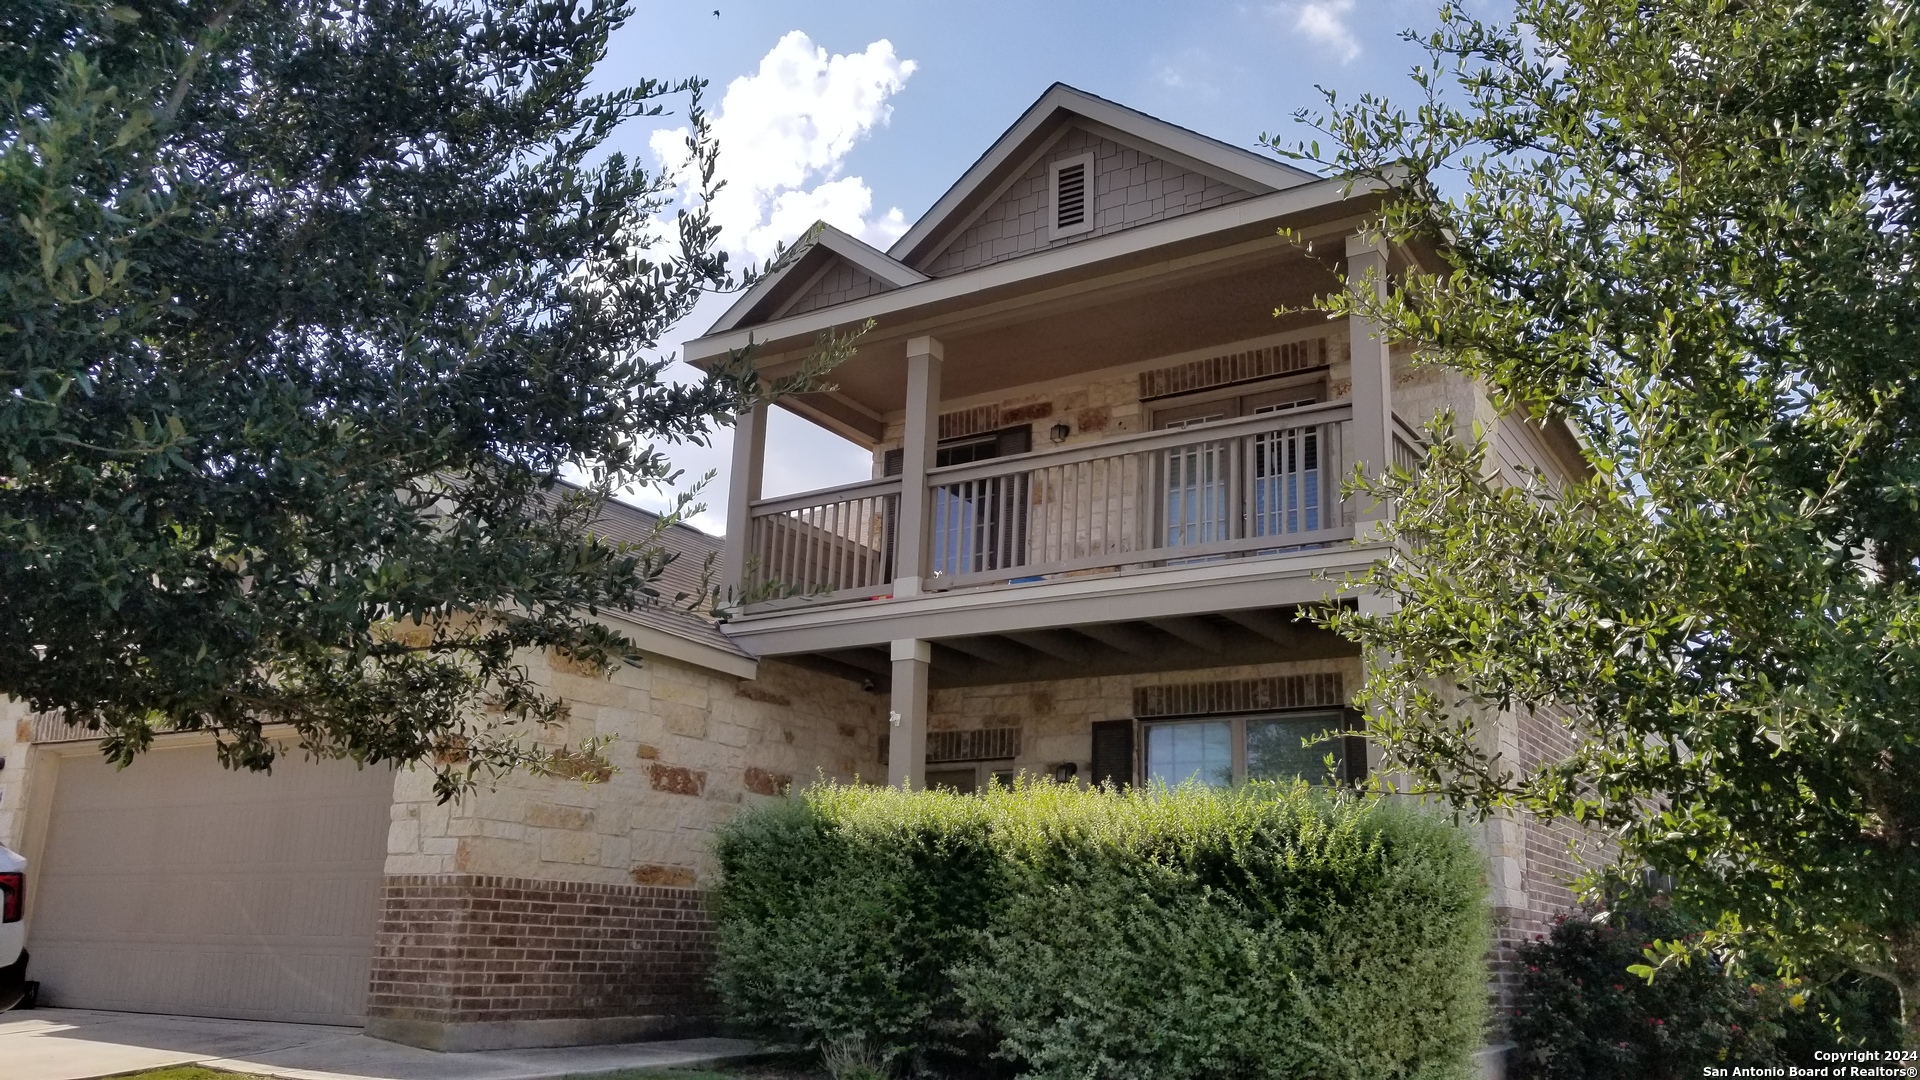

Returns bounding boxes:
[924,657,1364,781]
[370,652,884,1048]
[868,332,1474,483]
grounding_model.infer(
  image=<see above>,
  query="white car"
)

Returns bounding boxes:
[0,844,24,1010]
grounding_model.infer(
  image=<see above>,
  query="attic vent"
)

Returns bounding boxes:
[1049,153,1095,239]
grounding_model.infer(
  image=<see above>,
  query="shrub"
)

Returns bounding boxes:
[1509,900,1902,1080]
[712,780,1490,1079]
[958,781,1491,1080]
[709,786,1005,1070]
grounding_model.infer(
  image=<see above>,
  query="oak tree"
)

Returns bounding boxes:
[2,0,769,798]
[1285,0,1920,1041]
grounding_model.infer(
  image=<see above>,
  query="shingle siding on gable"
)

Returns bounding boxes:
[784,260,885,317]
[922,125,1253,277]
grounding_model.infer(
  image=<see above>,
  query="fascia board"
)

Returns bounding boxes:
[707,225,926,337]
[719,544,1389,656]
[687,174,1388,364]
[597,610,759,680]
[1059,91,1317,195]
[816,225,928,288]
[887,86,1074,263]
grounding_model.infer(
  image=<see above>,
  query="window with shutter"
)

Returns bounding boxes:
[1090,719,1135,788]
[1049,153,1095,240]
[1139,708,1360,788]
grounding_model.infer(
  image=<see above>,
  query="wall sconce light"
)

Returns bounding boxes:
[1052,761,1078,784]
[1049,422,1071,444]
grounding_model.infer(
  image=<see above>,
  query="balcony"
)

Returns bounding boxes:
[703,232,1413,787]
[742,401,1361,609]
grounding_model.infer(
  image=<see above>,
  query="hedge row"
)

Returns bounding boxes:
[712,780,1491,1080]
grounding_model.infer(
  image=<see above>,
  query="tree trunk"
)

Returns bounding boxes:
[1902,974,1920,1051]
[1893,942,1920,1052]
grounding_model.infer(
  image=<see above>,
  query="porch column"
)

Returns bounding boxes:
[1345,234,1394,524]
[887,638,932,788]
[720,402,767,603]
[891,335,943,597]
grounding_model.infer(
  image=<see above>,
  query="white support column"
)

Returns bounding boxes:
[887,638,932,789]
[1345,234,1395,525]
[891,336,943,597]
[720,402,767,602]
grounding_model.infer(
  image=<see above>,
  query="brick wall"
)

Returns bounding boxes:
[1487,705,1616,1004]
[366,873,716,1047]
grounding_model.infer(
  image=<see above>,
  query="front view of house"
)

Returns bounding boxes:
[0,83,1591,1050]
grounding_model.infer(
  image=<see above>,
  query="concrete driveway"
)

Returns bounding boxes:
[2,1008,763,1080]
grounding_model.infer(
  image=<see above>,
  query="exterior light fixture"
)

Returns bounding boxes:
[1049,422,1071,444]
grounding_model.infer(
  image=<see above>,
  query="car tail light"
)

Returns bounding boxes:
[0,872,21,923]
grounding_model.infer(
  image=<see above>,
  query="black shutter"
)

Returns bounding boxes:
[883,447,903,476]
[1089,720,1135,789]
[1341,708,1368,786]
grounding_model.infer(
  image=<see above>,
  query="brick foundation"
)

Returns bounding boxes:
[364,873,717,1050]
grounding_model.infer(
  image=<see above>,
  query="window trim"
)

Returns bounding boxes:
[1138,707,1359,787]
[1149,372,1328,430]
[1048,152,1096,240]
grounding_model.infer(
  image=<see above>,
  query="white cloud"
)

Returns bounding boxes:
[1284,1,1362,63]
[651,31,916,264]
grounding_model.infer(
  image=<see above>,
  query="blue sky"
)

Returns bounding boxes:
[596,0,1468,530]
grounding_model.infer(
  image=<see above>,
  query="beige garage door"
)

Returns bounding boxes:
[29,745,393,1025]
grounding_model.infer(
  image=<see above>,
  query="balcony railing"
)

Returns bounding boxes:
[742,402,1357,608]
[744,477,899,603]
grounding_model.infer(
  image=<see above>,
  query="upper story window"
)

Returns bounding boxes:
[882,426,1033,476]
[1149,377,1325,430]
[1049,152,1096,240]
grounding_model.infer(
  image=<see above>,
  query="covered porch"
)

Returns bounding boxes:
[698,216,1414,786]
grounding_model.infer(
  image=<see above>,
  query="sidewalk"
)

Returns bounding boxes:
[2,1008,764,1080]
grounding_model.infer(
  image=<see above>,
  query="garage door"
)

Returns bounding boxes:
[28,745,393,1025]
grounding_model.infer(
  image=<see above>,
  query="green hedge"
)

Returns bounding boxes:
[1509,901,1903,1080]
[712,780,1491,1079]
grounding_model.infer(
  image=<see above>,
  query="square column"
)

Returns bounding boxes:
[1345,234,1394,525]
[720,402,767,602]
[891,336,943,597]
[886,638,931,788]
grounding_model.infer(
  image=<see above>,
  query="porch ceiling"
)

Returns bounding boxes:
[780,607,1357,692]
[762,237,1349,446]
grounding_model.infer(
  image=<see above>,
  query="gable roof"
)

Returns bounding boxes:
[536,481,754,675]
[707,223,927,336]
[888,83,1319,271]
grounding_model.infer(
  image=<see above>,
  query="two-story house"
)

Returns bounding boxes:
[0,83,1590,1053]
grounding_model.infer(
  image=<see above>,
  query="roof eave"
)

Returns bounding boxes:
[686,172,1391,365]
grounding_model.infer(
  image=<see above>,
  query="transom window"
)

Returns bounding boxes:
[1142,710,1354,787]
